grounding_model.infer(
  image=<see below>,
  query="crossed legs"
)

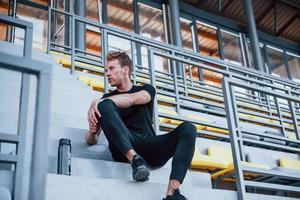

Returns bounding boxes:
[98,99,196,196]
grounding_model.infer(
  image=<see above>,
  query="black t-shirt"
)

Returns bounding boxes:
[102,84,156,137]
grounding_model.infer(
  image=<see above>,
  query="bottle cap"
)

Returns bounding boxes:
[59,138,71,145]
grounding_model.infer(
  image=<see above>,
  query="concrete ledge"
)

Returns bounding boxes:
[46,174,299,200]
[69,157,211,188]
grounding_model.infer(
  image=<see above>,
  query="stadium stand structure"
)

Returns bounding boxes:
[0,11,300,200]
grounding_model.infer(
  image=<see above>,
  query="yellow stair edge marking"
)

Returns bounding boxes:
[279,158,300,170]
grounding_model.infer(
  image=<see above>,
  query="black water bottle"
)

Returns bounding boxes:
[57,138,71,175]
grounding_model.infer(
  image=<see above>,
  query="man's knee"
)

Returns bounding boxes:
[98,99,116,115]
[178,121,197,140]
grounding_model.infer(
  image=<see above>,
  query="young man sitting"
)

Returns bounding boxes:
[86,51,196,200]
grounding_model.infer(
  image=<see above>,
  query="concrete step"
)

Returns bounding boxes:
[48,135,112,161]
[69,157,211,188]
[48,126,108,145]
[46,174,299,200]
[51,92,99,108]
[50,113,89,129]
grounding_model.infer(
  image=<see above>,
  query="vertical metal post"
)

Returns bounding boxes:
[241,33,251,68]
[191,19,204,82]
[7,0,17,43]
[29,72,52,200]
[102,30,109,93]
[24,25,33,59]
[131,41,137,85]
[14,73,31,200]
[283,50,292,80]
[288,92,300,140]
[71,16,75,74]
[161,4,169,43]
[97,0,102,22]
[148,49,159,134]
[217,27,225,60]
[133,0,142,66]
[167,0,183,76]
[222,78,246,200]
[274,96,287,138]
[53,0,59,43]
[64,0,71,47]
[47,7,51,53]
[242,0,264,71]
[171,55,181,115]
[74,0,86,51]
[102,0,108,24]
[262,44,268,73]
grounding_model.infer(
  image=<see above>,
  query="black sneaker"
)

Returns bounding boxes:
[163,189,188,200]
[131,154,150,182]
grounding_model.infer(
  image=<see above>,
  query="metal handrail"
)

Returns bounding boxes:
[47,7,300,89]
[0,15,52,200]
[47,8,300,143]
[222,77,300,200]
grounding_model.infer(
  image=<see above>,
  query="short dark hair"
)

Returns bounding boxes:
[106,51,133,77]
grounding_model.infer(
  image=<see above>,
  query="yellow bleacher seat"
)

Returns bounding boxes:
[136,77,166,88]
[169,119,183,125]
[157,94,176,102]
[279,158,300,170]
[158,107,177,115]
[60,57,71,67]
[186,114,208,130]
[205,127,229,135]
[78,76,104,91]
[136,77,150,84]
[188,89,223,102]
[159,117,170,123]
[211,161,270,180]
[78,76,91,85]
[191,147,231,170]
[287,132,297,140]
[158,107,177,125]
[157,94,176,106]
[208,146,233,161]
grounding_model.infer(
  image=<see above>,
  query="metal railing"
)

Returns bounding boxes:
[148,49,300,150]
[0,15,52,200]
[47,7,300,146]
[222,77,300,199]
[46,7,300,200]
[47,7,300,91]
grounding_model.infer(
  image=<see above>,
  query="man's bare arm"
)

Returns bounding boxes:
[87,90,152,128]
[106,90,151,108]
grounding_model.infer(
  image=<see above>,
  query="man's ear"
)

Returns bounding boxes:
[123,66,130,76]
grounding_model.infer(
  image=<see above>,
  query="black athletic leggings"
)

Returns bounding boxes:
[98,99,197,183]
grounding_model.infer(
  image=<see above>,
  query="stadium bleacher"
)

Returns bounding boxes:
[0,13,300,200]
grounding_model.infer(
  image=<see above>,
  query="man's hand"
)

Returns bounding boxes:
[87,98,103,126]
[86,122,101,145]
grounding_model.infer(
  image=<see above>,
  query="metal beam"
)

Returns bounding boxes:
[74,0,86,51]
[276,13,298,36]
[242,0,264,71]
[168,0,183,76]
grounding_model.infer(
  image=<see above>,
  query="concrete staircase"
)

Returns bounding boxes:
[0,42,299,200]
